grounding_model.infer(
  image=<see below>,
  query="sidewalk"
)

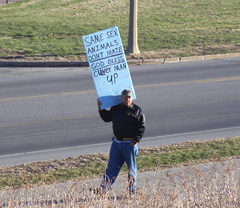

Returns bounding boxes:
[1,158,239,207]
[0,53,240,67]
[0,0,17,5]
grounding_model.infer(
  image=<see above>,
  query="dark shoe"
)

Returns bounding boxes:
[89,187,105,195]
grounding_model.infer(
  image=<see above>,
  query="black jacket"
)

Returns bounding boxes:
[99,103,145,143]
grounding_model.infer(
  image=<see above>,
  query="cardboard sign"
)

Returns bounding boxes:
[82,26,136,109]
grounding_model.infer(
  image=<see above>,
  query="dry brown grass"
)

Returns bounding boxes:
[1,158,239,207]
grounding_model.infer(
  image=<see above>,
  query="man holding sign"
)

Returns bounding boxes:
[96,89,145,194]
[83,27,145,194]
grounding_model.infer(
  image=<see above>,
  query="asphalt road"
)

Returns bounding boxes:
[0,57,240,166]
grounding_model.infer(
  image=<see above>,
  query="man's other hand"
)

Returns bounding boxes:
[97,99,102,108]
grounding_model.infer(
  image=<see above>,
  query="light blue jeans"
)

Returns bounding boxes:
[100,138,138,193]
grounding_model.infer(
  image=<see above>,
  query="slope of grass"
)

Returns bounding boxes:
[0,0,240,59]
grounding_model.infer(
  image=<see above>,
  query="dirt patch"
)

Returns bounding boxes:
[127,44,240,59]
[0,44,239,62]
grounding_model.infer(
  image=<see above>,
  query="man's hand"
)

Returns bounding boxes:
[97,99,102,109]
[130,142,136,147]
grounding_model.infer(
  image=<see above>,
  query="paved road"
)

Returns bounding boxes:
[0,57,240,166]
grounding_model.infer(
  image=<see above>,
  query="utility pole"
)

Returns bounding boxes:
[126,0,140,54]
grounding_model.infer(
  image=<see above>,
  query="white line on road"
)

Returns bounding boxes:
[1,125,240,159]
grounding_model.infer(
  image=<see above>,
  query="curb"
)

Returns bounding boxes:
[0,61,89,68]
[0,53,239,67]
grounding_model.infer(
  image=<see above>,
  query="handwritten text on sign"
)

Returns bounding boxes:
[82,26,136,109]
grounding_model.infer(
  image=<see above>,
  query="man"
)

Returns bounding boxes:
[96,89,145,194]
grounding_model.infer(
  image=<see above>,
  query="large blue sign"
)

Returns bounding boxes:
[82,26,136,109]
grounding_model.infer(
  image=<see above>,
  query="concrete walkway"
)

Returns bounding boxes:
[0,53,240,68]
[1,158,239,207]
[0,0,17,5]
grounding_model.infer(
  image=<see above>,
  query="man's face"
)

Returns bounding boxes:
[121,96,132,107]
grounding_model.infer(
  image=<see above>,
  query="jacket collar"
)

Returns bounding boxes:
[121,102,133,109]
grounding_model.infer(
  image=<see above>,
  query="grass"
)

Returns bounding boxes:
[0,0,240,60]
[0,137,239,190]
[0,139,239,207]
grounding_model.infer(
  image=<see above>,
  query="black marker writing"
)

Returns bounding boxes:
[91,61,105,70]
[94,67,111,77]
[114,63,127,71]
[87,40,119,55]
[84,33,104,47]
[107,46,123,57]
[88,52,104,63]
[107,73,118,85]
[107,29,118,38]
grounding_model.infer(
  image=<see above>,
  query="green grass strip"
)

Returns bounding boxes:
[0,137,239,190]
[0,0,240,58]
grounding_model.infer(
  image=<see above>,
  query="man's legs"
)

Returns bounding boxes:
[122,143,138,193]
[100,140,124,191]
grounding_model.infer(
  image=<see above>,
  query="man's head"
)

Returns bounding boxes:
[121,89,133,107]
